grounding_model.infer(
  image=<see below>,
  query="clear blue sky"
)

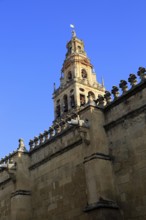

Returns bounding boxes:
[0,0,146,158]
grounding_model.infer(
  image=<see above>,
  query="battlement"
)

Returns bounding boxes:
[29,113,78,152]
[94,67,146,108]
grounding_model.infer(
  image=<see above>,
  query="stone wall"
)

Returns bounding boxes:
[104,80,146,219]
[29,125,86,219]
[30,144,87,220]
[0,178,12,220]
[0,68,146,220]
[28,105,122,219]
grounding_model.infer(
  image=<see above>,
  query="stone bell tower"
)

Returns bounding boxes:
[53,29,105,119]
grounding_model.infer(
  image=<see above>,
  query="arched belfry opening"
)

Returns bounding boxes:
[56,100,61,118]
[80,94,86,106]
[81,69,88,79]
[63,95,68,112]
[70,89,75,108]
[68,71,72,81]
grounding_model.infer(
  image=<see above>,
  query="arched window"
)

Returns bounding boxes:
[68,71,72,80]
[81,69,87,79]
[63,95,68,112]
[78,45,81,52]
[88,91,95,100]
[56,100,61,118]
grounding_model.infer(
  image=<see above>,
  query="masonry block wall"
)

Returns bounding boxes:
[104,80,146,219]
[29,127,87,220]
[0,71,146,220]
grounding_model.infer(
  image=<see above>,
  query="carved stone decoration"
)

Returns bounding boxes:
[111,86,119,99]
[128,74,137,87]
[137,67,146,81]
[119,80,128,94]
[54,123,61,134]
[34,136,39,148]
[104,91,112,105]
[97,95,104,107]
[44,130,49,142]
[18,139,27,152]
[39,133,44,144]
[49,127,54,138]
[29,139,34,150]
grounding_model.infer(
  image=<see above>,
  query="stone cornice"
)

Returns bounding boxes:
[62,57,92,71]
[29,138,83,170]
[84,152,112,164]
[11,190,31,198]
[83,199,119,212]
[53,80,104,98]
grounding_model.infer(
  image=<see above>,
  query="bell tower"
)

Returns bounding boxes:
[53,29,105,119]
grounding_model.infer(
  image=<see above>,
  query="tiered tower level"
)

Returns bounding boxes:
[53,30,105,119]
